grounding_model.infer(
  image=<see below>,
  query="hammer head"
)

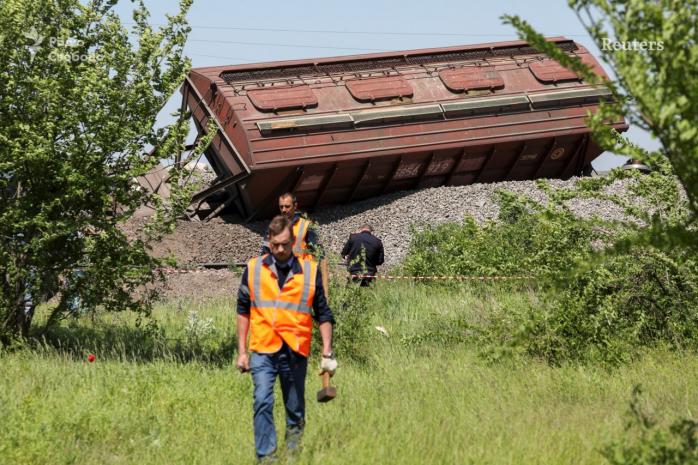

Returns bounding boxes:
[317,371,336,402]
[316,385,337,403]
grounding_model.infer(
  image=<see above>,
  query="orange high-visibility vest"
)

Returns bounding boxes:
[247,255,317,356]
[292,218,314,261]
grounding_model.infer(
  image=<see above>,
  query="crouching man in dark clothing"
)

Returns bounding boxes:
[341,224,384,287]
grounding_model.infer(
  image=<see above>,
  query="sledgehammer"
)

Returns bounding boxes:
[317,258,337,403]
[317,371,336,402]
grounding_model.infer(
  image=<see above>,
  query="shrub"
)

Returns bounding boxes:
[312,276,374,366]
[603,386,698,465]
[403,186,698,365]
[402,190,599,280]
[480,247,698,365]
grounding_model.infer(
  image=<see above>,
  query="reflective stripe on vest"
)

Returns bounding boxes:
[248,255,316,356]
[293,218,309,255]
[251,257,313,313]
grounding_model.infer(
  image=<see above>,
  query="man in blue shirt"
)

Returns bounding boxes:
[238,215,336,461]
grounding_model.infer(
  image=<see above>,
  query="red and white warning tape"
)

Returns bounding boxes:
[345,274,534,281]
[156,267,534,281]
[157,268,228,274]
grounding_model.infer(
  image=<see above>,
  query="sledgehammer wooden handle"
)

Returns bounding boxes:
[317,371,336,402]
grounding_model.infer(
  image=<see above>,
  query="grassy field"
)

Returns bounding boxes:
[2,282,698,465]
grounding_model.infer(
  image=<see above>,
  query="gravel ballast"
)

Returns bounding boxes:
[134,177,644,269]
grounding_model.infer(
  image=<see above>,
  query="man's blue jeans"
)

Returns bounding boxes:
[250,345,308,459]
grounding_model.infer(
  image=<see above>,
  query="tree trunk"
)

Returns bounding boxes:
[15,289,33,338]
[1,271,34,341]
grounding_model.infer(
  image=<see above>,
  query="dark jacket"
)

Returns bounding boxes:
[237,253,334,324]
[341,231,385,275]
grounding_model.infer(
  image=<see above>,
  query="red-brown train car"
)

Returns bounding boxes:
[181,37,626,220]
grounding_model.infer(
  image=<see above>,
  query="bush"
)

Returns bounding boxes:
[402,190,599,279]
[403,187,698,365]
[312,276,374,366]
[603,386,698,465]
[480,247,698,365]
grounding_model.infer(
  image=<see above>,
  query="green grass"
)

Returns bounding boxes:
[2,282,698,465]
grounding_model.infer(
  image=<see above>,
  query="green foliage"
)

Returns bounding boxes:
[604,386,698,465]
[0,0,198,342]
[346,245,370,276]
[36,298,237,365]
[315,275,374,365]
[404,185,698,365]
[403,189,601,280]
[399,311,470,348]
[482,247,698,365]
[501,6,698,363]
[502,0,698,218]
[6,293,698,464]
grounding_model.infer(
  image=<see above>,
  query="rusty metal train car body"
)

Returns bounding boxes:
[182,37,627,220]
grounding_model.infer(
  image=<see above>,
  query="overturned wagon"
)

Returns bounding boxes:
[181,37,627,221]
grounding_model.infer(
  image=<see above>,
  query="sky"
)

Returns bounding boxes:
[117,0,659,171]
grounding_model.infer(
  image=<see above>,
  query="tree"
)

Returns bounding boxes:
[0,0,201,343]
[477,1,698,364]
[502,0,697,231]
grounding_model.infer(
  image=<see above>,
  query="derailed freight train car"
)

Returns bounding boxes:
[181,37,627,220]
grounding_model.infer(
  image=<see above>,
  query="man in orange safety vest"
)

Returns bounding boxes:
[238,214,336,461]
[261,192,320,261]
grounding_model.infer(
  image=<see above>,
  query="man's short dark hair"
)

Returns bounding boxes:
[268,215,294,238]
[360,224,374,233]
[278,192,297,204]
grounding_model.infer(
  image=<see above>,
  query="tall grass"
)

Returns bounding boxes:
[2,282,698,465]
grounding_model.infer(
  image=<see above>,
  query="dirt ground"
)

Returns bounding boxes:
[154,269,240,301]
[122,216,254,301]
[121,215,267,266]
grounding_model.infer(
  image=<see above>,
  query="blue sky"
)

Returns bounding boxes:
[117,0,659,171]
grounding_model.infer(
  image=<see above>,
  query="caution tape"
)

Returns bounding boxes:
[156,267,534,281]
[157,268,231,274]
[344,274,534,281]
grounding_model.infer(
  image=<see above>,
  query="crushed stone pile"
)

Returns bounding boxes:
[131,177,643,269]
